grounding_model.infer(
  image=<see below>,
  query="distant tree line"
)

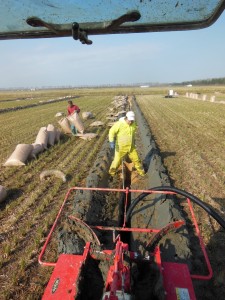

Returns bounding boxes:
[174,77,225,86]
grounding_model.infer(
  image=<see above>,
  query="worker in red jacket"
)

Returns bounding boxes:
[67,100,80,135]
[67,100,80,115]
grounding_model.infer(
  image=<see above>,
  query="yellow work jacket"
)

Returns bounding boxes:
[109,119,137,152]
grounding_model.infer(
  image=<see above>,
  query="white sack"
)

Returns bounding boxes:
[76,133,98,140]
[55,112,64,117]
[47,124,56,146]
[58,117,72,134]
[82,112,93,120]
[30,143,44,158]
[67,112,84,134]
[35,127,49,150]
[55,129,62,142]
[90,121,104,127]
[4,144,33,166]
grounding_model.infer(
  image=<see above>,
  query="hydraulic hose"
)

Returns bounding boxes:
[125,186,225,230]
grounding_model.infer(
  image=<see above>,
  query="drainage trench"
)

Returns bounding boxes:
[58,95,193,298]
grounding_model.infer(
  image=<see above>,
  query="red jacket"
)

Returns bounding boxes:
[67,104,80,115]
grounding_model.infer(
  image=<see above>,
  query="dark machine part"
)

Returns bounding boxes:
[27,11,141,45]
[126,186,225,230]
[39,186,225,299]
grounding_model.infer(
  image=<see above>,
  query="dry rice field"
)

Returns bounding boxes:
[136,93,225,299]
[0,87,224,299]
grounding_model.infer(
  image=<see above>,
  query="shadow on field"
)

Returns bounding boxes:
[60,134,71,143]
[193,228,225,300]
[66,174,73,182]
[0,188,23,210]
[212,197,225,210]
[161,151,176,160]
[167,196,225,299]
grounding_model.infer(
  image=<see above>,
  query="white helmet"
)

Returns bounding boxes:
[126,111,135,121]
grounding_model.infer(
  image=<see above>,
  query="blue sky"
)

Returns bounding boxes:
[0,12,225,88]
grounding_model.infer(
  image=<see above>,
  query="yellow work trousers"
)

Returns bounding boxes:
[109,148,145,176]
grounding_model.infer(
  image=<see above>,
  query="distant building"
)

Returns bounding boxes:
[186,84,192,87]
[140,85,149,88]
[165,89,178,98]
[168,89,174,97]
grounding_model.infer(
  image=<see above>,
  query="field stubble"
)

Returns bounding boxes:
[0,88,225,299]
[0,91,112,299]
[137,94,225,299]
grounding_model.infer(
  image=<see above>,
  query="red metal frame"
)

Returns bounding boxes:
[42,243,91,300]
[38,186,213,281]
[104,238,130,300]
[68,215,101,246]
[187,198,213,280]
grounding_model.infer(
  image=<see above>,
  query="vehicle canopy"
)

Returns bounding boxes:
[0,1,225,42]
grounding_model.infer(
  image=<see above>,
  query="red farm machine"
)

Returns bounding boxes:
[38,186,225,300]
[1,2,225,300]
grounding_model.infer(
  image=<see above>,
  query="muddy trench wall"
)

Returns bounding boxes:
[72,95,192,264]
[130,98,191,263]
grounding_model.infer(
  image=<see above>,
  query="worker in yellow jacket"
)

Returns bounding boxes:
[109,111,145,177]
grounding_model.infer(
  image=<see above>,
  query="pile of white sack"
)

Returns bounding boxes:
[106,95,131,127]
[58,111,84,134]
[3,124,62,166]
[82,111,93,120]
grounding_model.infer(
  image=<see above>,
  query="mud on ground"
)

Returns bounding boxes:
[56,97,217,299]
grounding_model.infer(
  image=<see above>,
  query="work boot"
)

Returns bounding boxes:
[109,168,116,177]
